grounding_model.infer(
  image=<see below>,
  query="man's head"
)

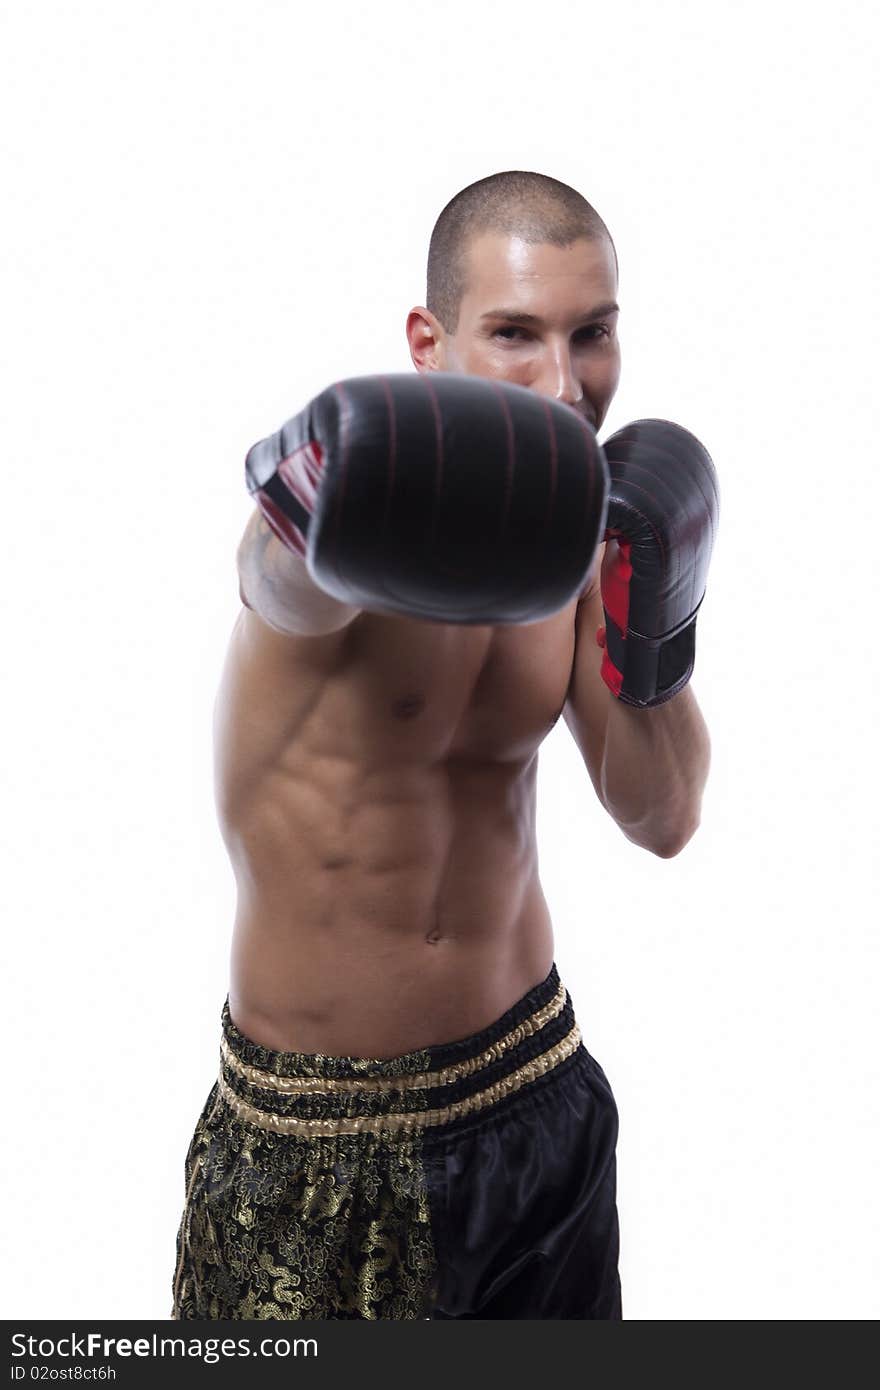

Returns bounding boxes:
[407,171,620,431]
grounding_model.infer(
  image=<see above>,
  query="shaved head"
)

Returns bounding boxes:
[426,170,616,334]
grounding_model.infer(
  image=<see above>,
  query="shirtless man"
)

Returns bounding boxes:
[172,170,716,1322]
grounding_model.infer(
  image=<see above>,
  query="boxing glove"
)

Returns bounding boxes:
[597,419,720,707]
[245,373,609,625]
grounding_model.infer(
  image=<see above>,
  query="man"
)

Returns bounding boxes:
[172,170,716,1321]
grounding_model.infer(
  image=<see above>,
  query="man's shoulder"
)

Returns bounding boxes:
[579,540,605,601]
[229,603,352,680]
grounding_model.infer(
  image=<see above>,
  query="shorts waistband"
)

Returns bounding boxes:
[217,963,581,1137]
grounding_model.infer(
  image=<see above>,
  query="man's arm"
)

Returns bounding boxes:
[236,508,362,637]
[563,577,711,858]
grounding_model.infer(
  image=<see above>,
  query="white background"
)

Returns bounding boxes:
[2,0,877,1321]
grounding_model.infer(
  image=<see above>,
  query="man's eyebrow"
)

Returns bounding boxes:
[479,302,620,325]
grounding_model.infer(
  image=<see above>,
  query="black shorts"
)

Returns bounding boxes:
[172,962,622,1320]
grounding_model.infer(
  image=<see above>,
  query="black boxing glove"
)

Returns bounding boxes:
[245,373,609,625]
[596,419,720,707]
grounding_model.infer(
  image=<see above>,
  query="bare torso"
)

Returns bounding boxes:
[215,564,599,1058]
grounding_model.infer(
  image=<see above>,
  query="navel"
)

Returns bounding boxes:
[391,692,426,720]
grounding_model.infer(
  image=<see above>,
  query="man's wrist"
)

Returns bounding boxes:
[237,511,360,637]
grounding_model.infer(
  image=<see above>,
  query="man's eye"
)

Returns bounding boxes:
[492,324,611,343]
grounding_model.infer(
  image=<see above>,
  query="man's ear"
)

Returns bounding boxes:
[406,306,445,372]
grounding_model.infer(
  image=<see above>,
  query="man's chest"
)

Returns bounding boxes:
[348,603,579,762]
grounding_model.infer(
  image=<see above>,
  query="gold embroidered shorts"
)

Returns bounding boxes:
[171,962,621,1320]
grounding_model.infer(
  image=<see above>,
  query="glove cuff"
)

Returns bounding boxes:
[599,607,701,708]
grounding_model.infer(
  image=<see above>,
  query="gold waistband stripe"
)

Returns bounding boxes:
[221,981,569,1097]
[217,1020,582,1137]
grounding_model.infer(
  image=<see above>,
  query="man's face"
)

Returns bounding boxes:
[412,232,621,431]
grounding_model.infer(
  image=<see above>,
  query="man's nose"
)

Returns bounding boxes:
[534,340,583,406]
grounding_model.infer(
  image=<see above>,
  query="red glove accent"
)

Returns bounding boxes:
[597,537,631,696]
[255,440,324,559]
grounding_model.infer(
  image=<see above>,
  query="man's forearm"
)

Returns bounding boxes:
[599,683,711,857]
[237,509,361,637]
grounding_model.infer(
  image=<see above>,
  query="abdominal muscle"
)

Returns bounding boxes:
[224,752,555,1059]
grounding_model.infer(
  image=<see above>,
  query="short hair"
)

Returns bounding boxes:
[426,170,617,334]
